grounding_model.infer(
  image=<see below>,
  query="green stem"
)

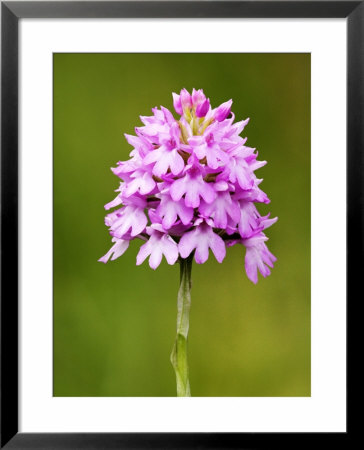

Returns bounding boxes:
[170,255,193,397]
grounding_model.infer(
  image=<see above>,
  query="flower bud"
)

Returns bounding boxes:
[172,92,182,115]
[213,99,233,122]
[192,88,206,106]
[180,88,192,110]
[195,98,210,118]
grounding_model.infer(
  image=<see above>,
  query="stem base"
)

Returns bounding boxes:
[170,255,193,397]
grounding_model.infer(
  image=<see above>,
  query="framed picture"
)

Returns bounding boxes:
[1,1,356,448]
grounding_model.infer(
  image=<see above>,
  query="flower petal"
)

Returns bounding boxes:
[149,248,163,269]
[209,232,226,263]
[136,241,152,266]
[99,239,129,263]
[179,230,197,259]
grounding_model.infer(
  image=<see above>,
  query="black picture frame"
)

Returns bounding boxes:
[1,1,358,448]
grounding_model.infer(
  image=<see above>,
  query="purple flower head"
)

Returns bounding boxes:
[100,88,277,281]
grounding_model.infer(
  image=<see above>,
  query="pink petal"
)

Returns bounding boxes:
[161,236,179,265]
[144,151,160,165]
[178,231,197,259]
[177,202,194,225]
[195,239,209,264]
[209,232,226,263]
[99,239,129,263]
[169,151,184,175]
[196,98,210,118]
[172,92,182,115]
[170,178,186,202]
[161,207,177,229]
[199,182,216,204]
[214,99,232,121]
[149,248,163,269]
[245,248,258,284]
[105,194,123,210]
[180,88,192,109]
[153,155,170,177]
[131,208,148,236]
[136,241,152,266]
[185,181,201,208]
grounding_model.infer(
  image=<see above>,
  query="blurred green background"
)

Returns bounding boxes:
[53,53,310,397]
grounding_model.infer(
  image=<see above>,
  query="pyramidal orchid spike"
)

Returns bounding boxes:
[100,88,277,396]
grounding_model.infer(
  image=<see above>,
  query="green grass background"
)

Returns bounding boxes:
[53,53,310,397]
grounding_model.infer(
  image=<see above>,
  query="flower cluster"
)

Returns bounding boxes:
[99,89,277,283]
